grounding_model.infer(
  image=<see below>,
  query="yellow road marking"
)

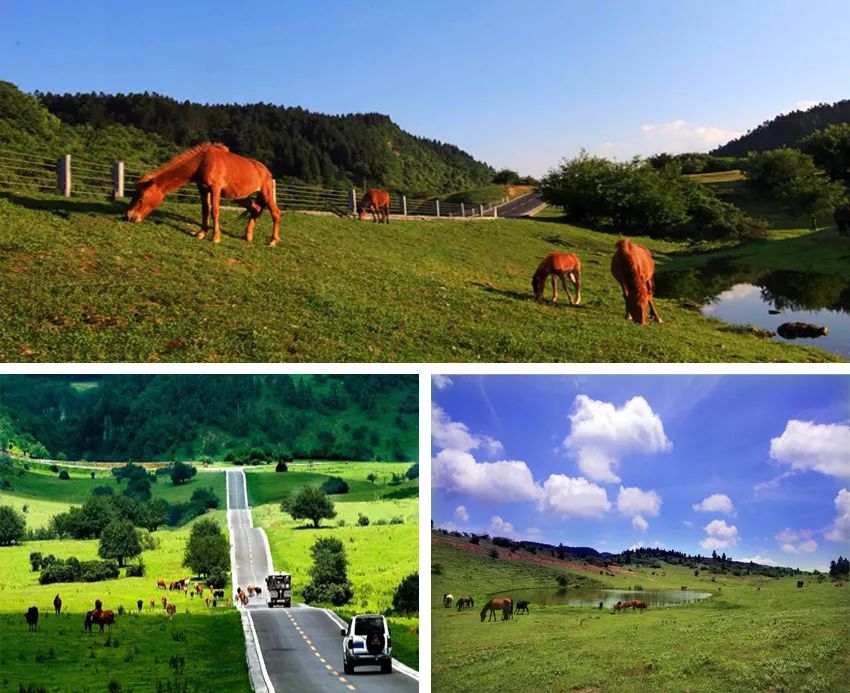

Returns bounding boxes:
[325,664,332,670]
[347,685,355,691]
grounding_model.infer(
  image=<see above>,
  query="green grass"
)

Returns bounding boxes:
[245,463,419,669]
[0,192,842,362]
[0,511,249,693]
[431,534,850,693]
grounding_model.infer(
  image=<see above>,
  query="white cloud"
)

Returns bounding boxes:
[454,505,469,523]
[769,420,850,480]
[562,395,672,483]
[629,540,664,550]
[824,489,850,543]
[703,284,761,315]
[738,555,780,567]
[693,493,736,516]
[537,474,611,518]
[775,527,818,554]
[700,519,739,550]
[682,520,694,528]
[617,486,662,517]
[432,375,453,390]
[632,515,649,532]
[431,449,540,503]
[431,404,504,456]
[489,515,515,535]
[639,120,743,153]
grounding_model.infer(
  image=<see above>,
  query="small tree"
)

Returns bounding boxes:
[392,572,418,614]
[58,469,70,480]
[405,462,419,480]
[275,461,288,473]
[170,461,198,486]
[556,574,568,588]
[357,513,370,527]
[281,487,337,529]
[302,537,353,606]
[0,505,25,545]
[366,472,378,485]
[183,518,228,578]
[98,519,142,568]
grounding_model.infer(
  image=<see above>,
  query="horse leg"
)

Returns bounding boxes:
[646,281,662,323]
[238,197,262,243]
[196,187,210,239]
[572,269,581,305]
[560,273,574,305]
[551,275,558,303]
[262,180,282,247]
[210,187,222,243]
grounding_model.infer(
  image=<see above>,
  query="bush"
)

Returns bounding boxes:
[391,572,418,614]
[58,469,70,480]
[49,464,59,473]
[431,563,443,575]
[302,536,354,606]
[39,557,119,584]
[390,516,404,525]
[275,461,288,473]
[357,514,370,527]
[190,487,220,509]
[301,581,353,606]
[405,462,419,480]
[0,504,26,545]
[319,476,349,495]
[29,551,42,571]
[170,461,197,486]
[469,536,479,545]
[556,575,568,587]
[489,549,499,559]
[125,560,145,577]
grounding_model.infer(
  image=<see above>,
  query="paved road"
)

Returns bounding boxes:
[497,190,548,217]
[226,469,418,693]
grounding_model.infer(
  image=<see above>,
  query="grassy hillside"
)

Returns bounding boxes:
[431,535,850,693]
[0,192,844,362]
[246,463,419,669]
[0,468,249,693]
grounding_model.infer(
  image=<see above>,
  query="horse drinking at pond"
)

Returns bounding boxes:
[125,143,282,246]
[358,188,390,223]
[480,598,513,622]
[532,252,582,305]
[611,238,662,325]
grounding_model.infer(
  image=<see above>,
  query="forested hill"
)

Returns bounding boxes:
[32,88,494,194]
[0,375,417,462]
[712,99,850,156]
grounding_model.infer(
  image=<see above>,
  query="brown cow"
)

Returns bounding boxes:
[611,237,662,325]
[358,188,390,224]
[166,604,177,620]
[157,578,167,590]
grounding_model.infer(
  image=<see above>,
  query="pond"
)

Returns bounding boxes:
[494,587,713,608]
[655,262,850,358]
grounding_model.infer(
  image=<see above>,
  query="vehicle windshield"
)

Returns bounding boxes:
[353,617,384,636]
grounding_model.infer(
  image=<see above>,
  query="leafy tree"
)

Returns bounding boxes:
[392,572,418,614]
[170,461,198,485]
[366,472,377,484]
[556,574,568,587]
[301,537,353,606]
[492,169,520,184]
[357,513,370,527]
[275,460,288,473]
[183,518,228,578]
[281,486,337,528]
[319,476,349,495]
[98,519,141,568]
[801,123,850,182]
[0,505,26,545]
[405,462,419,480]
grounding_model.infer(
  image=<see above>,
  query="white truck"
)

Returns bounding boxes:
[265,572,292,608]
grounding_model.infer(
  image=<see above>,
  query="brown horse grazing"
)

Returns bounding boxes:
[455,596,474,611]
[611,238,662,325]
[835,206,850,236]
[480,598,513,622]
[532,252,582,305]
[125,143,282,246]
[358,188,390,223]
[53,594,62,616]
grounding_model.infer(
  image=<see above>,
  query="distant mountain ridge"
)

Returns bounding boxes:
[712,99,850,156]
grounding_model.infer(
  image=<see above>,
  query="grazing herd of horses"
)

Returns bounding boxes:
[444,592,654,623]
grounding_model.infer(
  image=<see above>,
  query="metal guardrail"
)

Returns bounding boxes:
[0,147,501,219]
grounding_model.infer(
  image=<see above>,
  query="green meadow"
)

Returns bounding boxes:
[0,468,249,693]
[0,192,843,362]
[431,534,850,693]
[245,462,419,668]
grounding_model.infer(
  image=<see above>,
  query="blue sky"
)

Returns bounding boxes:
[432,375,850,571]
[2,1,849,176]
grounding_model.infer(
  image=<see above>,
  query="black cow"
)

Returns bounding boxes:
[797,580,805,590]
[25,606,39,632]
[213,589,225,599]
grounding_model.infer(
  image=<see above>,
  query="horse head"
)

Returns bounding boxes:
[626,296,648,325]
[532,270,546,300]
[126,178,165,223]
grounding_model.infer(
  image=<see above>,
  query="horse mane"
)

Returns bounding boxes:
[616,238,649,302]
[139,143,229,183]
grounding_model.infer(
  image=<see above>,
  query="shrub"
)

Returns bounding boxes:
[405,462,419,480]
[391,572,418,614]
[0,504,26,545]
[170,461,197,486]
[190,487,219,509]
[375,518,388,526]
[49,464,59,473]
[469,536,479,545]
[275,461,288,472]
[125,560,145,578]
[357,514,370,527]
[556,575,569,587]
[29,551,42,571]
[431,563,444,575]
[390,516,404,525]
[319,476,349,495]
[58,469,70,480]
[302,581,353,606]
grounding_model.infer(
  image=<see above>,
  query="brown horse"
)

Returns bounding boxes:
[125,143,282,246]
[480,597,513,622]
[358,188,390,223]
[611,238,662,325]
[53,594,62,616]
[532,252,582,305]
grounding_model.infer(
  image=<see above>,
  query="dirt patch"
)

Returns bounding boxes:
[626,662,653,676]
[83,313,128,328]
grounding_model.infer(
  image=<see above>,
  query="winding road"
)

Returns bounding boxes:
[226,469,419,693]
[496,190,548,217]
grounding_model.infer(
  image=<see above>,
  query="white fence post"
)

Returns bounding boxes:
[112,161,124,199]
[351,188,358,215]
[402,195,407,217]
[493,206,498,218]
[57,154,71,197]
[479,204,484,217]
[435,199,440,218]
[460,202,465,217]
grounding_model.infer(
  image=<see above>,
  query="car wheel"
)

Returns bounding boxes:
[344,662,353,675]
[381,661,392,674]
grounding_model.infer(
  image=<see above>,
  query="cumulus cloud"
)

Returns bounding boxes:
[617,486,662,517]
[738,555,780,567]
[639,120,743,153]
[454,505,469,523]
[629,540,664,550]
[432,375,454,390]
[775,528,818,554]
[825,489,850,543]
[538,474,611,518]
[432,449,540,503]
[489,515,515,535]
[632,515,649,532]
[562,395,672,483]
[703,285,760,315]
[700,519,739,550]
[431,404,504,456]
[769,420,850,480]
[693,493,736,516]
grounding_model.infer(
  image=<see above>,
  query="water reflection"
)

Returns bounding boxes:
[656,263,850,358]
[493,587,712,608]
